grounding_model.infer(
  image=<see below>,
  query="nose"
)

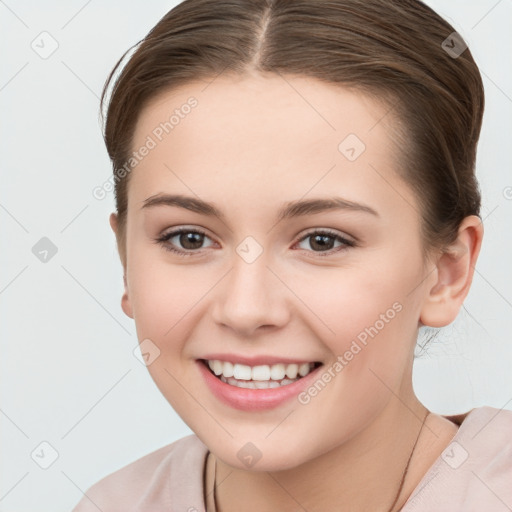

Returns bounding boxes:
[211,252,291,337]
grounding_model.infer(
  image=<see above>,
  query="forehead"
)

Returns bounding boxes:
[133,73,390,156]
[128,73,413,218]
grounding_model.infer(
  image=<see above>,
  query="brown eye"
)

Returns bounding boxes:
[296,230,355,255]
[155,228,215,256]
[175,231,205,250]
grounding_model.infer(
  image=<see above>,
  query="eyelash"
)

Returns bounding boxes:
[154,227,357,258]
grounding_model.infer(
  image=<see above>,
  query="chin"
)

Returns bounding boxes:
[211,437,317,473]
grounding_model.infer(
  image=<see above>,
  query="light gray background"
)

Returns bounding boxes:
[1,1,511,510]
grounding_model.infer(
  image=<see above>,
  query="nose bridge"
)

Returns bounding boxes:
[212,244,289,334]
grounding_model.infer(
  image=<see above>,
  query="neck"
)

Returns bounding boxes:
[213,391,435,512]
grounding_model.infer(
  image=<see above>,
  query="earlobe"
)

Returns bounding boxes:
[110,211,127,267]
[110,212,134,319]
[109,212,118,235]
[121,273,134,319]
[419,215,483,328]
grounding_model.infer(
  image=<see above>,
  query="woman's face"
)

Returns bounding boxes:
[114,73,436,470]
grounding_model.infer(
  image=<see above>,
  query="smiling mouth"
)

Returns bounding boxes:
[200,359,323,389]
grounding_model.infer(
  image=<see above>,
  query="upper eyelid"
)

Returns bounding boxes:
[160,226,354,248]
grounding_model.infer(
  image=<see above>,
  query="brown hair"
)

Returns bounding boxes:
[100,0,484,269]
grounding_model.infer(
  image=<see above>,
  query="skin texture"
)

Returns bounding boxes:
[109,73,483,511]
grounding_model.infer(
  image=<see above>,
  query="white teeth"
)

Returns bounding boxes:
[223,361,234,377]
[221,375,294,388]
[211,360,223,376]
[270,363,286,380]
[252,365,271,381]
[286,364,298,379]
[207,359,317,384]
[233,363,252,380]
[298,363,311,377]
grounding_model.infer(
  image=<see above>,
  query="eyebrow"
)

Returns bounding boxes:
[141,193,380,221]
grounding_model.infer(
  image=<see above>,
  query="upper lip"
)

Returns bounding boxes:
[199,354,322,366]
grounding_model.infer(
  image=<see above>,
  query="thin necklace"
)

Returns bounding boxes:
[386,408,430,512]
[211,409,430,512]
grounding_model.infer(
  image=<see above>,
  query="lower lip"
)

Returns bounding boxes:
[197,360,323,411]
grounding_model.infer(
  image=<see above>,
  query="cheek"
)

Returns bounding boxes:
[126,257,211,412]
[293,261,417,403]
[294,262,409,348]
[128,248,210,336]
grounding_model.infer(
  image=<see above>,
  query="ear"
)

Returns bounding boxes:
[109,212,133,319]
[419,215,484,328]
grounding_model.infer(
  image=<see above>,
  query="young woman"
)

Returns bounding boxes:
[73,0,512,510]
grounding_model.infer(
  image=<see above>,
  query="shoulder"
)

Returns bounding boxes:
[404,406,512,512]
[70,434,208,512]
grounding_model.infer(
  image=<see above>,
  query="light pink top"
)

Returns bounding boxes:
[71,406,512,511]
